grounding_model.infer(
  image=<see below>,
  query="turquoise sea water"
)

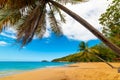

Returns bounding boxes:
[0,62,71,77]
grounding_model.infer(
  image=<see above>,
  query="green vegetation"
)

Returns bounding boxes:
[99,0,120,47]
[52,0,120,62]
[52,43,118,62]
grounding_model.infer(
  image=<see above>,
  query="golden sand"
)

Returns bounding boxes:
[0,62,120,80]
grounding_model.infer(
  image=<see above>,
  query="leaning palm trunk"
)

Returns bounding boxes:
[93,53,115,68]
[93,53,120,71]
[49,0,120,56]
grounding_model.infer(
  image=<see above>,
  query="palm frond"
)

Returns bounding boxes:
[48,5,62,36]
[17,1,46,47]
[0,0,7,8]
[0,0,37,9]
[49,3,66,23]
[35,8,46,38]
[55,0,88,4]
[0,9,21,32]
[79,41,86,51]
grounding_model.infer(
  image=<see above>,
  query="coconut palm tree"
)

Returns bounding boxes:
[78,41,94,62]
[0,0,120,56]
[78,41,116,68]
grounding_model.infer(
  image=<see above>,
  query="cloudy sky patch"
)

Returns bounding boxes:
[59,0,112,41]
[0,41,8,46]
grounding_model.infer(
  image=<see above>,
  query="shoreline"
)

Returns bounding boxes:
[0,70,26,78]
[0,62,72,78]
[0,62,120,80]
[0,64,69,78]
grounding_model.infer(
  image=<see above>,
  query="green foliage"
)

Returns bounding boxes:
[78,41,88,51]
[48,5,62,36]
[52,43,118,62]
[77,41,99,62]
[92,43,118,62]
[52,52,99,62]
[52,42,95,62]
[0,0,86,47]
[99,0,120,46]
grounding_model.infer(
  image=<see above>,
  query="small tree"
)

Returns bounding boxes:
[78,41,115,68]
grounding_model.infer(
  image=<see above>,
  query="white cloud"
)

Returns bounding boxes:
[5,27,17,33]
[0,27,16,39]
[59,0,112,41]
[0,41,8,46]
[0,32,16,39]
[33,29,51,39]
[43,29,51,38]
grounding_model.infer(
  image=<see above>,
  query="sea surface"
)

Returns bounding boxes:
[0,62,71,77]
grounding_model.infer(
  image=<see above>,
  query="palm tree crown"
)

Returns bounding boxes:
[0,0,84,47]
[0,0,120,56]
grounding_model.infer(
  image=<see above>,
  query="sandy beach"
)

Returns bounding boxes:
[0,62,120,80]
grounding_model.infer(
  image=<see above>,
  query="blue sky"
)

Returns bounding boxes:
[0,0,111,61]
[0,32,100,61]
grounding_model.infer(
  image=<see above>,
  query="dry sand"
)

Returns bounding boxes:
[0,62,120,80]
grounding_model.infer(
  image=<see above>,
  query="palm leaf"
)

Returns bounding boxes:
[0,9,21,32]
[48,5,62,36]
[17,1,46,47]
[35,8,46,38]
[50,4,66,23]
[0,0,7,8]
[79,41,86,51]
[56,0,87,4]
[0,0,36,9]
